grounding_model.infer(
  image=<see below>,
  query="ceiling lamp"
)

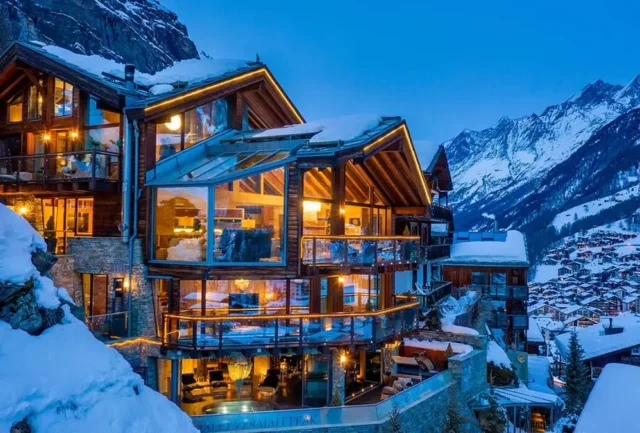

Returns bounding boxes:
[164,115,181,131]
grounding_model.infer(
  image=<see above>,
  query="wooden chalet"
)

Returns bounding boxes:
[0,41,458,411]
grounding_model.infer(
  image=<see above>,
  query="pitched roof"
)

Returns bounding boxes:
[442,230,529,267]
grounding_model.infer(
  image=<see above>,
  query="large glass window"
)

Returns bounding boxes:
[42,197,94,254]
[491,273,507,286]
[86,127,120,152]
[156,99,228,162]
[344,205,370,236]
[303,167,332,199]
[154,187,208,262]
[302,200,331,235]
[214,167,285,263]
[342,275,378,312]
[54,79,73,117]
[8,94,23,123]
[27,82,43,120]
[87,97,120,126]
[471,272,488,286]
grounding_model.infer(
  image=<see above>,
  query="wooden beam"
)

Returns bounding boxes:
[365,155,408,206]
[344,162,369,203]
[352,163,392,206]
[16,62,44,93]
[384,151,421,206]
[0,75,27,100]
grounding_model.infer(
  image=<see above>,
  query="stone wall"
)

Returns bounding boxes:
[51,255,77,302]
[68,237,155,337]
[417,329,488,350]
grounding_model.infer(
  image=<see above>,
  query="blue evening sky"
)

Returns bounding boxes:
[162,0,640,158]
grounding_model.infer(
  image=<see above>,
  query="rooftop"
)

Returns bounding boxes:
[442,230,529,267]
[575,364,640,433]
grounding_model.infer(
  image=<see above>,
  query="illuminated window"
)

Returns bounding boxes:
[8,94,23,123]
[154,187,208,262]
[27,82,43,120]
[214,167,285,263]
[54,79,73,117]
[156,99,228,161]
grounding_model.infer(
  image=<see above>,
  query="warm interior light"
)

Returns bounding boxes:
[43,134,51,141]
[71,131,79,139]
[124,279,130,289]
[164,115,182,131]
[338,276,345,284]
[339,208,346,214]
[37,95,43,104]
[303,200,322,213]
[18,206,28,215]
[234,279,250,291]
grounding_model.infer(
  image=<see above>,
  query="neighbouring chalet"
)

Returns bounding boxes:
[441,230,530,351]
[0,42,464,415]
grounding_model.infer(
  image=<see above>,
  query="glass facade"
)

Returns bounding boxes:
[156,98,228,161]
[87,97,120,126]
[214,167,285,263]
[42,197,93,254]
[154,187,208,262]
[54,79,73,117]
[27,83,43,120]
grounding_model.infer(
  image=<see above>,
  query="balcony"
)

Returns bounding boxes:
[466,284,528,300]
[161,302,419,352]
[423,244,451,260]
[301,235,421,269]
[486,313,528,330]
[0,150,120,190]
[431,203,453,221]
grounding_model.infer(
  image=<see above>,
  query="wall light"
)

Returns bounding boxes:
[338,276,345,284]
[340,208,346,215]
[70,131,79,139]
[340,353,347,364]
[43,133,51,141]
[18,206,28,215]
[164,115,182,131]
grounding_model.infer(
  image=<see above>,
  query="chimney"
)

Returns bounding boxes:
[124,64,136,90]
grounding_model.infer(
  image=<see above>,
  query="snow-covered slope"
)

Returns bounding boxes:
[0,204,197,433]
[550,185,640,231]
[0,0,199,73]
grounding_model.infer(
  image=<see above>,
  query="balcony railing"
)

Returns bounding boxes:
[0,150,120,184]
[423,244,451,260]
[431,204,453,221]
[486,313,528,330]
[162,302,420,351]
[86,311,128,341]
[301,235,421,267]
[465,284,528,300]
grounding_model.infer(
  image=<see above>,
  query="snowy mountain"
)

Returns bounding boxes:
[0,204,198,433]
[445,76,640,264]
[0,0,199,73]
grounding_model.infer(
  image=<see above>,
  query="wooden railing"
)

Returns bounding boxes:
[431,203,453,221]
[301,235,421,267]
[423,244,451,260]
[0,150,120,184]
[162,302,420,351]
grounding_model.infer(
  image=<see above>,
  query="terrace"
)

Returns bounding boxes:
[162,302,420,353]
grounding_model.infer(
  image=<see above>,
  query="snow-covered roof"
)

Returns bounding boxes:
[527,318,545,343]
[443,230,529,267]
[493,385,563,408]
[403,337,473,355]
[487,341,512,368]
[555,314,640,361]
[40,44,253,92]
[575,364,640,433]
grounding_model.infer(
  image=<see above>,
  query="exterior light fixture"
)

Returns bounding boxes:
[340,353,347,364]
[338,276,345,284]
[18,206,28,215]
[43,133,51,141]
[340,208,346,215]
[71,131,79,139]
[164,115,182,131]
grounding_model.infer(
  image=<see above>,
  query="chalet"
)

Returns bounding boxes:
[555,315,640,380]
[569,261,582,272]
[558,267,572,277]
[441,230,529,350]
[622,295,639,313]
[0,41,457,411]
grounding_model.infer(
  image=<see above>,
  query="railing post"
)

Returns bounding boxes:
[350,316,355,349]
[393,239,397,267]
[298,319,303,354]
[312,238,316,267]
[91,149,97,188]
[372,315,377,345]
[374,239,378,266]
[344,239,348,265]
[16,159,21,183]
[218,321,223,354]
[192,320,197,350]
[274,319,279,353]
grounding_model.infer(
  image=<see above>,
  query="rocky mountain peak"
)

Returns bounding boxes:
[570,79,622,107]
[0,0,199,73]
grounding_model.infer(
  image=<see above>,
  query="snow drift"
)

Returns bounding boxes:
[0,204,197,433]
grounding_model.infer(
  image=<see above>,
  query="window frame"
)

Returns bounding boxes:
[7,93,23,123]
[27,80,44,121]
[149,165,289,267]
[54,78,74,117]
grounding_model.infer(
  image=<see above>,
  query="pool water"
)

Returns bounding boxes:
[202,400,276,415]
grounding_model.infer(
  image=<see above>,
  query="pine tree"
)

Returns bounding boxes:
[481,393,507,433]
[563,331,589,415]
[383,405,402,433]
[443,395,465,433]
[423,304,442,331]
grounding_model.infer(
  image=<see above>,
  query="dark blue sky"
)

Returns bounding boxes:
[163,0,640,155]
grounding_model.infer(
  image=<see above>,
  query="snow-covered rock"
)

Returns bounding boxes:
[0,204,197,433]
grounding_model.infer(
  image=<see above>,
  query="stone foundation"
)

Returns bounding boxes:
[51,255,77,302]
